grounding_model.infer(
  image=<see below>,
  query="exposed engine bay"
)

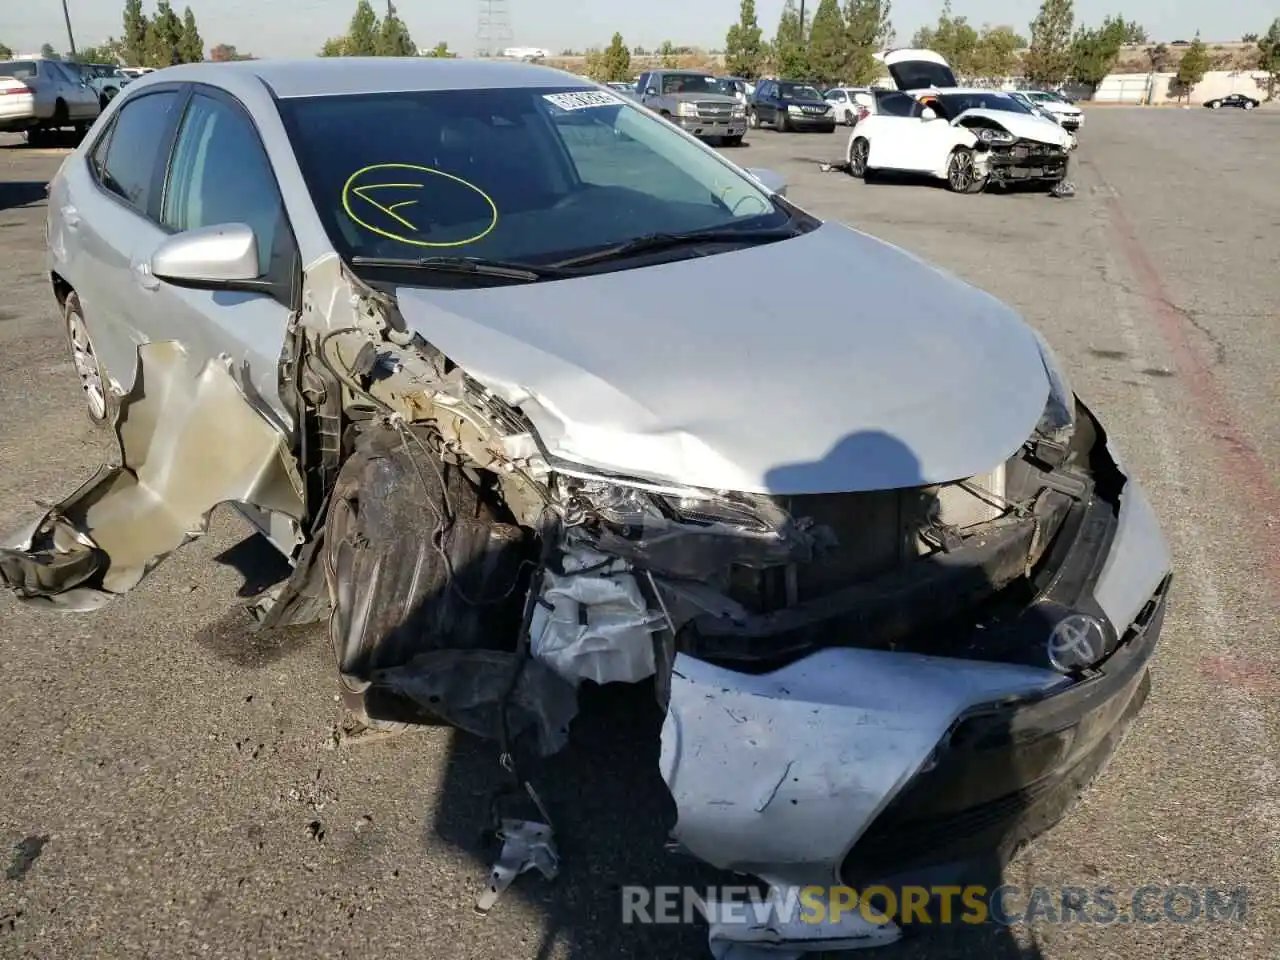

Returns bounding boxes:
[0,252,1167,953]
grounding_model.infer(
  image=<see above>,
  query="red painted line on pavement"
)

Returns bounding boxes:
[1104,195,1280,603]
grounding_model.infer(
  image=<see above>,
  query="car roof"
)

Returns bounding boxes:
[126,57,590,100]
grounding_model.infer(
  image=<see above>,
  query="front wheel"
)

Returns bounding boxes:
[776,110,789,132]
[848,137,870,178]
[1243,102,1255,110]
[64,292,116,429]
[723,134,744,147]
[1210,102,1221,109]
[946,147,985,194]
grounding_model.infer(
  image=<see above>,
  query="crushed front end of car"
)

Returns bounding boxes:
[984,139,1071,187]
[1,240,1170,955]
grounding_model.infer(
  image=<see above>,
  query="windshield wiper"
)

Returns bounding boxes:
[349,255,570,282]
[548,227,801,269]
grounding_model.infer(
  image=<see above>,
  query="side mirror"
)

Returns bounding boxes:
[743,167,787,197]
[646,87,657,96]
[151,222,261,288]
[920,107,937,120]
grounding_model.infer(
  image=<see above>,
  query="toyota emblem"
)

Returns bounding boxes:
[1046,614,1105,673]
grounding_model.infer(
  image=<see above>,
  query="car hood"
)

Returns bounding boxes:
[1039,100,1081,115]
[393,224,1049,496]
[958,108,1074,147]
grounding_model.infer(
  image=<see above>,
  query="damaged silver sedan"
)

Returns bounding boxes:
[5,58,1171,954]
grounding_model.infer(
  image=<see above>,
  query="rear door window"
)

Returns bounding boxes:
[100,90,182,213]
[874,92,917,117]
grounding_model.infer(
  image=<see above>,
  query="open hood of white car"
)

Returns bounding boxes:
[876,48,958,91]
[958,108,1074,147]
[394,224,1049,496]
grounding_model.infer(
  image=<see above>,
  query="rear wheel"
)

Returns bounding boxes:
[843,109,854,126]
[747,108,759,128]
[946,147,985,194]
[848,137,870,178]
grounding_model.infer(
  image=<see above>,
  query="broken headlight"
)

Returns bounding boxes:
[975,127,1016,145]
[1031,329,1076,446]
[565,480,778,536]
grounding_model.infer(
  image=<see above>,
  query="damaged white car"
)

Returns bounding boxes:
[847,49,1076,194]
[5,59,1171,954]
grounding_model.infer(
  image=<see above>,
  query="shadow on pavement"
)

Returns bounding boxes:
[0,181,48,212]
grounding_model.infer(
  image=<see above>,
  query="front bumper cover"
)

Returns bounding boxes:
[660,436,1172,894]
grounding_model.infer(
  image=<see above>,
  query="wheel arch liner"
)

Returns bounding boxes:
[0,340,304,610]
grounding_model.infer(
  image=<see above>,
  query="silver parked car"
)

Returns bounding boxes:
[8,58,1171,956]
[636,68,746,145]
[0,57,100,142]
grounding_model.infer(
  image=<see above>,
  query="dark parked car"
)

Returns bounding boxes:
[1204,93,1259,111]
[749,79,836,132]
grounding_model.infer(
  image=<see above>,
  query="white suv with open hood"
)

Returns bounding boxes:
[846,49,1075,193]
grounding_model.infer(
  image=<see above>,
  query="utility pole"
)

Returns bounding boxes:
[61,0,78,56]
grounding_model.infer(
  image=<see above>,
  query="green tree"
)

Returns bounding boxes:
[209,43,253,60]
[40,42,62,59]
[0,42,12,59]
[658,39,679,67]
[377,2,416,56]
[345,0,380,55]
[912,1,978,76]
[807,0,846,85]
[843,0,892,84]
[146,0,184,66]
[1258,19,1280,99]
[1170,32,1208,100]
[319,36,347,56]
[178,6,203,62]
[773,0,808,77]
[971,25,1024,80]
[1144,42,1168,71]
[122,0,150,65]
[1070,15,1141,90]
[1024,0,1074,85]
[598,32,632,81]
[724,0,766,79]
[423,41,455,58]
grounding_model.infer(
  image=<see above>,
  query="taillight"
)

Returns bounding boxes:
[0,85,33,96]
[857,106,870,121]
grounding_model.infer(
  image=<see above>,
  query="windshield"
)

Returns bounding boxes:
[937,92,1032,116]
[779,82,823,100]
[277,86,788,269]
[660,73,722,95]
[0,61,39,80]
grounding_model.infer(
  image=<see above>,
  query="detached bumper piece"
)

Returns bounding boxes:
[985,140,1069,184]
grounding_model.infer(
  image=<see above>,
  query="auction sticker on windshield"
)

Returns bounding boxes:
[543,91,623,111]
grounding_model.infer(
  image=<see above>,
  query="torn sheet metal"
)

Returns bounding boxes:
[529,547,662,686]
[475,818,559,914]
[660,648,1065,890]
[0,341,304,610]
[703,885,901,959]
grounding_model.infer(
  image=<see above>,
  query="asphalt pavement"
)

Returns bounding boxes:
[0,108,1276,959]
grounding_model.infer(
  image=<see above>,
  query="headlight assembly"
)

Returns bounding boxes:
[975,127,1016,145]
[732,104,746,118]
[676,101,697,117]
[787,104,803,115]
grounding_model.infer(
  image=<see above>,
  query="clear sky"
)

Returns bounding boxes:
[4,0,1268,61]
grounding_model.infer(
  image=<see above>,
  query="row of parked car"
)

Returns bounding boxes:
[600,65,1086,149]
[0,56,151,143]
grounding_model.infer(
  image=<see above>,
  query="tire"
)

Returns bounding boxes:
[723,134,744,147]
[820,124,836,134]
[747,108,759,129]
[1243,102,1255,110]
[63,291,116,429]
[946,147,985,194]
[776,110,789,132]
[843,109,854,126]
[1210,102,1221,109]
[848,137,870,179]
[52,99,69,129]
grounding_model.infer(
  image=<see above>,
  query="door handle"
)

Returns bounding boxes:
[131,260,160,291]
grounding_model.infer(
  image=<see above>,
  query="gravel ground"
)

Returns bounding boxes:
[0,107,1276,959]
